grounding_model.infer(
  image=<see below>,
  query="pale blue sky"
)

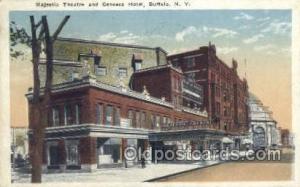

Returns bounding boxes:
[10,10,291,57]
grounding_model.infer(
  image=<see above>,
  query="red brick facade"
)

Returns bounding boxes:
[131,65,182,107]
[168,43,249,133]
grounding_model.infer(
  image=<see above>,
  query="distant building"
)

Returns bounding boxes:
[11,127,29,161]
[248,93,281,150]
[281,129,293,148]
[168,42,249,148]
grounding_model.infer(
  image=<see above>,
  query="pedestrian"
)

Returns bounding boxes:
[141,156,146,168]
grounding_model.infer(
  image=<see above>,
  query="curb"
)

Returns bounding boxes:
[144,161,225,182]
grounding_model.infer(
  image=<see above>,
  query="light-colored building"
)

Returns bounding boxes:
[11,127,29,160]
[248,93,281,150]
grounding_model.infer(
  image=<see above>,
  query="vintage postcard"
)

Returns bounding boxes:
[0,0,299,186]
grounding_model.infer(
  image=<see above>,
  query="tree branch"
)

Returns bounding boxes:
[35,20,42,29]
[38,26,45,40]
[52,15,70,41]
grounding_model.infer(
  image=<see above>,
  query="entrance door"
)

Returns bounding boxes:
[49,145,59,166]
[253,127,266,149]
[67,144,79,166]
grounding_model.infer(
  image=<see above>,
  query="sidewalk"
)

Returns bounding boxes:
[12,160,221,183]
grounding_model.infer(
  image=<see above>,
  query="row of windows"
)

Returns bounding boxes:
[51,104,80,126]
[50,103,178,128]
[95,67,128,77]
[186,57,196,68]
[96,104,120,126]
[150,114,171,128]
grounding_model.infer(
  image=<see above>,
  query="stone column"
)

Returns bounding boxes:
[79,137,97,172]
[121,138,128,168]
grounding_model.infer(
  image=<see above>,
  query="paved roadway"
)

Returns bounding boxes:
[158,149,294,182]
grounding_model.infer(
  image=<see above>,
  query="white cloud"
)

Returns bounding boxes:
[243,34,264,44]
[217,46,238,54]
[175,26,238,42]
[233,12,254,20]
[238,25,250,30]
[261,20,291,35]
[98,32,117,41]
[209,27,238,38]
[98,31,141,44]
[120,30,129,34]
[254,44,275,51]
[175,26,197,41]
[257,17,271,22]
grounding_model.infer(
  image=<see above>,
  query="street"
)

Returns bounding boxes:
[158,149,294,182]
[158,162,293,182]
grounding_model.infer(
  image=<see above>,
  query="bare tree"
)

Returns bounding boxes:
[10,15,69,183]
[31,15,70,183]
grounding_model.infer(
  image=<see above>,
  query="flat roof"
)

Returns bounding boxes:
[57,37,168,54]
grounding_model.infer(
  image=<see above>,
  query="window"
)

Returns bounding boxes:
[94,56,101,66]
[187,72,195,80]
[96,104,103,124]
[186,57,195,68]
[69,72,79,81]
[114,107,120,126]
[64,104,72,125]
[173,95,177,106]
[132,53,143,72]
[118,68,127,78]
[172,59,179,68]
[135,111,140,128]
[75,104,80,124]
[141,112,146,128]
[52,107,60,126]
[216,102,220,115]
[177,78,182,90]
[167,118,171,126]
[134,62,142,71]
[151,114,155,129]
[128,110,134,127]
[95,66,107,76]
[216,86,220,97]
[66,141,79,166]
[105,105,113,125]
[155,115,161,127]
[162,116,167,126]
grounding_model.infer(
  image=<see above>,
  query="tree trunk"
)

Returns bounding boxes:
[30,15,69,183]
[30,16,43,183]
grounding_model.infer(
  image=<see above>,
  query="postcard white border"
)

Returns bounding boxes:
[0,0,299,187]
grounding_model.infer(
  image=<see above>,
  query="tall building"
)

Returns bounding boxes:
[168,42,249,134]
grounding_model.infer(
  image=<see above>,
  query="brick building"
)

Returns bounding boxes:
[168,42,249,134]
[131,64,203,111]
[27,38,248,172]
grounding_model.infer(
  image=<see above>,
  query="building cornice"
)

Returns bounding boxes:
[134,64,182,74]
[26,76,174,108]
[57,37,168,54]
